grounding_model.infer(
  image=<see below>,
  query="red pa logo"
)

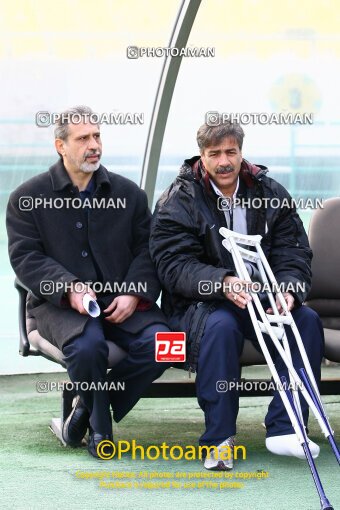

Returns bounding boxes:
[155,332,186,362]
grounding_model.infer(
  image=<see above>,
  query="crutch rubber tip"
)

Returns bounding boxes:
[321,500,333,510]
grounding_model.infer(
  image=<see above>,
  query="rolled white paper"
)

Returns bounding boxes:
[82,293,101,318]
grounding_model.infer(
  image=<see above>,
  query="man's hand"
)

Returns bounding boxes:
[67,282,97,315]
[104,295,140,323]
[266,292,295,314]
[223,275,252,310]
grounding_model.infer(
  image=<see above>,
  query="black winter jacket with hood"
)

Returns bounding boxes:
[150,156,312,330]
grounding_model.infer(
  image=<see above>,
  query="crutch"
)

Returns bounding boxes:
[219,227,340,510]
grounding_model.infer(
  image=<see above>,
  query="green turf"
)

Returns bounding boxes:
[0,372,340,510]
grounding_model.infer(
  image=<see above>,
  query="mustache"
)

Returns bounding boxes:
[216,165,234,174]
[84,151,101,158]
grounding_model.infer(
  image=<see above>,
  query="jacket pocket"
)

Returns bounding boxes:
[184,301,217,373]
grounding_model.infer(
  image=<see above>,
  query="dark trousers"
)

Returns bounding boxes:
[62,318,170,435]
[196,302,324,447]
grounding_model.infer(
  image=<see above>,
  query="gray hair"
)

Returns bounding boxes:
[197,117,245,152]
[54,105,98,140]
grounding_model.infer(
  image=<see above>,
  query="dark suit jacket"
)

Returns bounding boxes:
[6,159,167,349]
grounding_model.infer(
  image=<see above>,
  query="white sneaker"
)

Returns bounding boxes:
[266,433,320,459]
[203,436,235,470]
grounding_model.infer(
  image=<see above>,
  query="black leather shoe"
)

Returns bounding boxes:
[62,395,90,446]
[87,430,114,459]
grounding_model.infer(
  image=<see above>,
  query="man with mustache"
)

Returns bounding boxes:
[6,105,170,458]
[150,118,324,470]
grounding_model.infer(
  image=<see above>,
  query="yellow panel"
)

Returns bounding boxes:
[0,0,180,58]
[2,1,340,58]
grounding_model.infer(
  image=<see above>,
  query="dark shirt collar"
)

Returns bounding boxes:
[49,158,111,192]
[80,174,96,195]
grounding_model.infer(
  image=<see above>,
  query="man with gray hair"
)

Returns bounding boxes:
[150,118,324,470]
[7,106,170,458]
